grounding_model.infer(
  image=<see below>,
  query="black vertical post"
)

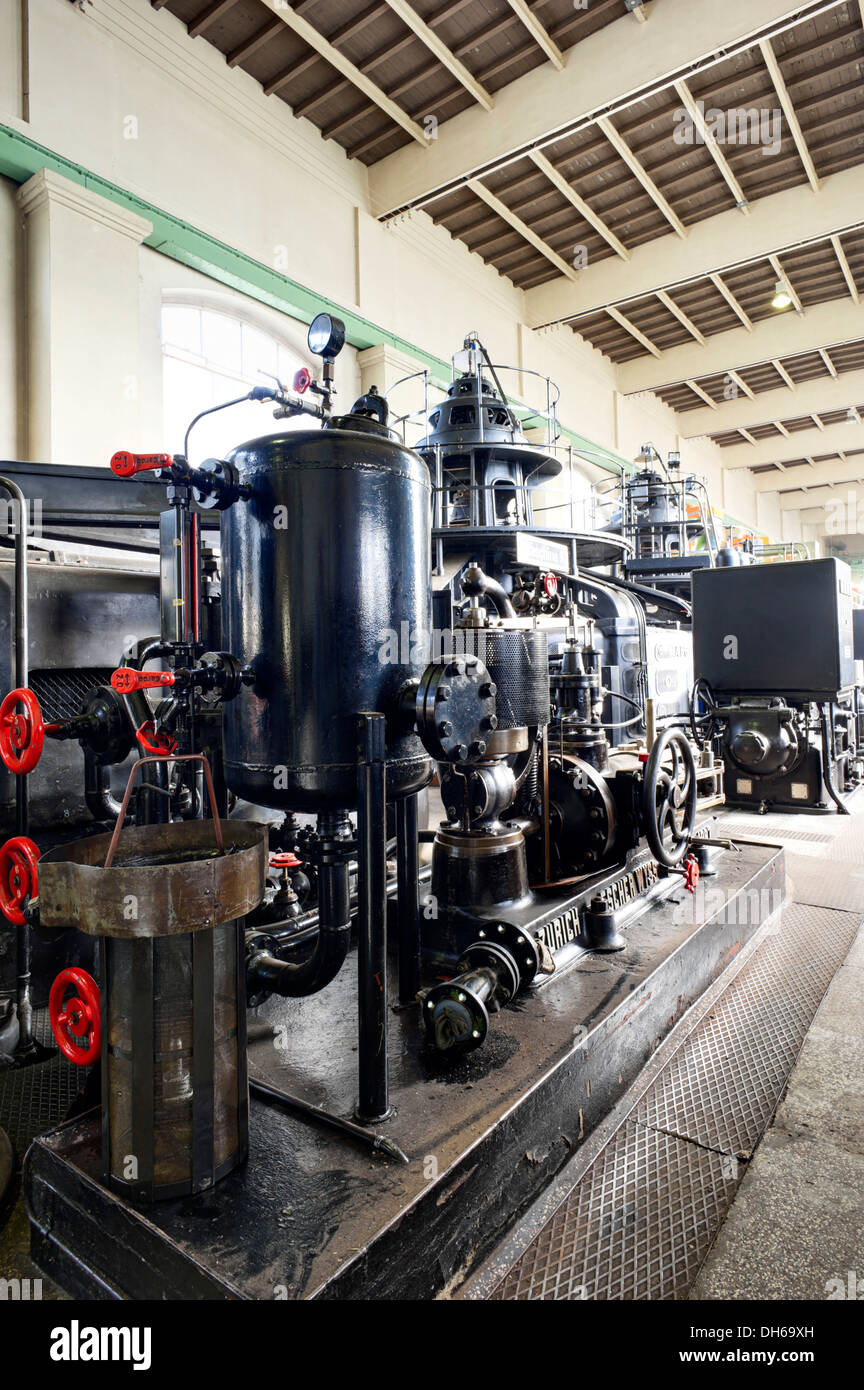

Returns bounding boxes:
[355,712,390,1123]
[396,792,420,1004]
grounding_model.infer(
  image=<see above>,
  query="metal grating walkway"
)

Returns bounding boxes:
[466,799,864,1302]
[0,1011,85,1161]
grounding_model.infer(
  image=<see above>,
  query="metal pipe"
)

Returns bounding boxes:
[83,753,123,821]
[249,1077,408,1164]
[247,813,352,998]
[355,713,390,1123]
[0,476,33,1058]
[396,792,420,1004]
[461,563,516,618]
[820,703,850,816]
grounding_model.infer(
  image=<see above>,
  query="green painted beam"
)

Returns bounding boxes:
[0,120,637,478]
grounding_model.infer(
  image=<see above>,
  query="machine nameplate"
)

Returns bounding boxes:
[536,861,660,955]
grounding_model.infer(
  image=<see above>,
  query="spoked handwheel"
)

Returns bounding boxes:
[689,676,719,751]
[642,728,698,867]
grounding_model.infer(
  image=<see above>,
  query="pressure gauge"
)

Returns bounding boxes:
[307,313,346,360]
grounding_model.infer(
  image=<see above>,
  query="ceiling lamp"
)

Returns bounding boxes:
[772,279,793,310]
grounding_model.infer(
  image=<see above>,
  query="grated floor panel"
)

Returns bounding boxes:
[476,804,864,1302]
[0,1011,86,1161]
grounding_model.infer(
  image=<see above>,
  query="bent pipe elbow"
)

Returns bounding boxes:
[247,860,351,998]
[461,564,516,618]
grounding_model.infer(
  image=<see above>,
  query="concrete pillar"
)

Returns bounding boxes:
[357,342,429,434]
[17,168,152,466]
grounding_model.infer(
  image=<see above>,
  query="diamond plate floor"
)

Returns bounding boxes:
[0,1010,86,1160]
[463,801,864,1302]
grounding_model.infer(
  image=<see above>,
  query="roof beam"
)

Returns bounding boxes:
[527,150,630,261]
[606,305,662,356]
[831,235,860,304]
[503,0,565,70]
[754,459,864,494]
[678,369,864,438]
[260,1,431,147]
[673,79,749,211]
[227,16,283,67]
[188,0,238,39]
[381,0,494,111]
[775,420,792,435]
[769,253,803,313]
[526,166,864,328]
[466,179,580,281]
[720,419,864,470]
[727,369,756,400]
[369,0,814,215]
[759,37,820,193]
[819,348,838,379]
[710,273,753,331]
[596,116,687,239]
[657,289,705,343]
[778,475,864,509]
[686,379,718,409]
[617,297,864,395]
[772,359,796,390]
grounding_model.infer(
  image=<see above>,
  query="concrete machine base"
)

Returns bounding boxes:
[24,840,783,1300]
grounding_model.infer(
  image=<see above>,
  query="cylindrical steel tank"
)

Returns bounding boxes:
[221,420,432,811]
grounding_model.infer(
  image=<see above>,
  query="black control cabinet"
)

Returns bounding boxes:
[692,557,854,699]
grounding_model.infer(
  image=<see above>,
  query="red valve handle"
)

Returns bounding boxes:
[135,720,178,755]
[683,853,700,894]
[49,967,101,1066]
[110,450,172,479]
[0,836,40,926]
[111,667,175,695]
[0,688,46,774]
[293,368,312,395]
[541,572,559,598]
[270,852,302,870]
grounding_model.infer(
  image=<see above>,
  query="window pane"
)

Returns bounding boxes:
[242,324,278,383]
[277,344,301,385]
[161,305,201,358]
[162,306,314,461]
[163,356,213,454]
[201,311,242,374]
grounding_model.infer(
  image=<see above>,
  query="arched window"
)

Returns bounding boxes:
[161,304,310,460]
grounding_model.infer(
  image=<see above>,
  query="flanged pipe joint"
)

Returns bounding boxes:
[421,919,540,1054]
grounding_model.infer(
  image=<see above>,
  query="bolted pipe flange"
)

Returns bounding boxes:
[414,654,496,764]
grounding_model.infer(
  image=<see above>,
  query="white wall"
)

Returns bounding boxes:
[0,177,19,459]
[0,0,794,539]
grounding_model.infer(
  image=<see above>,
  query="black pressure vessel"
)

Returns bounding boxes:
[221,417,433,811]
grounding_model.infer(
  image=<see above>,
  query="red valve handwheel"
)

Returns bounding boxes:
[111,667,175,695]
[293,368,312,395]
[49,968,101,1066]
[541,572,559,598]
[270,852,302,870]
[0,688,46,774]
[683,854,700,894]
[0,836,40,926]
[110,450,172,478]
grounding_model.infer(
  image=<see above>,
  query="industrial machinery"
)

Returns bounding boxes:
[599,443,737,611]
[691,558,861,813]
[408,336,696,738]
[0,314,788,1303]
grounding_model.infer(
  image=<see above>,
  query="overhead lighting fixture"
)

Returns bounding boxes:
[772,279,793,310]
